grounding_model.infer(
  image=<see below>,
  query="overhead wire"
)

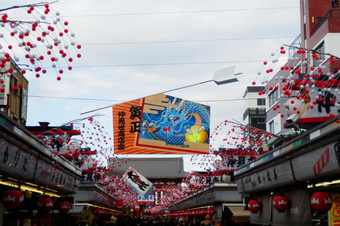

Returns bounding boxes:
[28,94,260,103]
[60,6,299,17]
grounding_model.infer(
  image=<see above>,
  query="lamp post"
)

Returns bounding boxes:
[80,65,240,115]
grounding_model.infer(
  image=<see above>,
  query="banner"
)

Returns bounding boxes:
[113,93,210,154]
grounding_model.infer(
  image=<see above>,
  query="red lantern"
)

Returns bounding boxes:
[94,208,107,216]
[201,208,208,215]
[207,207,216,216]
[57,201,71,213]
[134,205,140,218]
[198,209,205,216]
[1,190,24,210]
[273,195,289,212]
[311,192,333,212]
[37,197,54,213]
[248,200,261,213]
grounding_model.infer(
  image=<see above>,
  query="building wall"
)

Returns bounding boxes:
[0,60,28,125]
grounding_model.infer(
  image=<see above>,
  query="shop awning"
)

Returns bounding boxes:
[228,206,250,218]
[225,206,250,223]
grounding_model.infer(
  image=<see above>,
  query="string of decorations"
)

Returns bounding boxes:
[0,1,82,83]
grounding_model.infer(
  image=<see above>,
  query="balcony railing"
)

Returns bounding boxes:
[313,9,340,34]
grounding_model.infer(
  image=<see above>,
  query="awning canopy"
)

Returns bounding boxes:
[224,205,250,223]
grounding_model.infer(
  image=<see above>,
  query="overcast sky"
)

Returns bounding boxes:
[2,0,300,169]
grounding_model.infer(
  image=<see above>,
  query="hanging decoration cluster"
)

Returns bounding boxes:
[187,119,271,172]
[181,170,233,193]
[0,2,82,82]
[35,116,144,209]
[252,45,340,120]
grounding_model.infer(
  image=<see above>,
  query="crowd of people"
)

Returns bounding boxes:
[100,216,213,226]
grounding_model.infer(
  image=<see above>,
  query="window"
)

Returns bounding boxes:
[268,90,278,107]
[269,121,275,134]
[10,76,18,95]
[257,98,266,106]
[332,0,338,8]
[312,41,325,67]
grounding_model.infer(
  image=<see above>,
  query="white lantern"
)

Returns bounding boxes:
[67,141,81,153]
[87,158,97,169]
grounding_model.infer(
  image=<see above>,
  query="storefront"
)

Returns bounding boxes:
[71,182,125,225]
[169,183,249,225]
[234,116,340,225]
[0,112,82,226]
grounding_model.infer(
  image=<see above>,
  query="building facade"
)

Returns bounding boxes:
[235,1,340,225]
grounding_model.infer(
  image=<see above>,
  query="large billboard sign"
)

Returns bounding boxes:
[113,93,210,154]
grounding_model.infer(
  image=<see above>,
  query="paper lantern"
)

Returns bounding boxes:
[37,197,54,213]
[201,208,208,215]
[248,200,261,213]
[1,190,24,209]
[135,205,140,218]
[67,141,81,153]
[94,208,106,215]
[196,209,203,216]
[87,158,97,170]
[273,195,289,212]
[311,192,333,212]
[207,207,216,216]
[57,201,71,213]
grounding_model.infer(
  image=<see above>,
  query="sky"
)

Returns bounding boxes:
[2,0,301,170]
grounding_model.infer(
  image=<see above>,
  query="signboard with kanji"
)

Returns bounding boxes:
[330,194,340,226]
[113,93,210,154]
[123,167,153,199]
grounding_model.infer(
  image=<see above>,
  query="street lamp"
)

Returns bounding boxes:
[80,65,240,115]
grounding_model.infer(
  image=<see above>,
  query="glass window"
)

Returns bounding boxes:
[312,41,325,67]
[257,98,266,106]
[268,90,278,107]
[269,121,275,134]
[332,0,338,8]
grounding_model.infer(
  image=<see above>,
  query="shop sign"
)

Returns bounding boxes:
[174,191,214,210]
[123,167,153,198]
[116,199,124,209]
[34,159,75,192]
[71,209,93,223]
[241,161,294,193]
[93,191,116,207]
[0,138,37,180]
[138,195,154,203]
[291,141,340,181]
[330,194,340,225]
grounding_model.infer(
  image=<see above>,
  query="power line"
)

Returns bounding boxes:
[62,6,298,17]
[57,59,287,68]
[83,36,296,46]
[28,95,120,102]
[28,94,258,103]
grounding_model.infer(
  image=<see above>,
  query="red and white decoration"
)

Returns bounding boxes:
[206,207,216,216]
[248,200,261,213]
[273,195,289,212]
[311,192,333,212]
[1,190,24,210]
[57,201,71,213]
[37,197,54,213]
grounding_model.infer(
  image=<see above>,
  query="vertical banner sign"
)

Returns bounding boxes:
[330,194,340,225]
[123,167,153,199]
[113,93,210,154]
